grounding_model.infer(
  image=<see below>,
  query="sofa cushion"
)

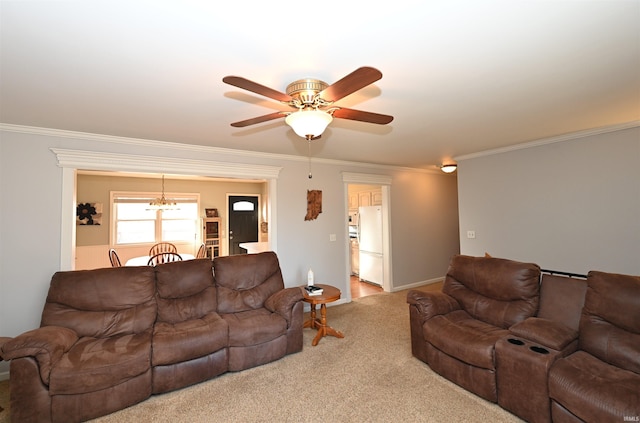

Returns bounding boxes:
[509,317,578,351]
[424,309,510,370]
[443,255,540,329]
[155,259,217,324]
[549,351,640,421]
[152,314,228,366]
[42,266,157,338]
[222,308,287,347]
[155,259,215,301]
[538,274,587,331]
[49,330,152,395]
[580,271,640,373]
[214,252,284,314]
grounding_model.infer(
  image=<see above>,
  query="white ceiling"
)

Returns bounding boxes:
[1,1,639,170]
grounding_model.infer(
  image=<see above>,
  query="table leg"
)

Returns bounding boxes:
[304,304,318,329]
[311,303,344,346]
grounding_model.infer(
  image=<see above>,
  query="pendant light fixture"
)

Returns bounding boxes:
[148,175,178,210]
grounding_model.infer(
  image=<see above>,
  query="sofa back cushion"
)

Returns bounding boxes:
[42,266,157,337]
[538,273,587,331]
[155,258,217,324]
[443,255,541,329]
[214,251,284,314]
[580,270,640,374]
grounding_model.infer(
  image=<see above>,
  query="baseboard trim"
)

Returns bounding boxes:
[391,276,444,292]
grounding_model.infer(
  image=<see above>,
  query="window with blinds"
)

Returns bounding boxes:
[111,192,199,245]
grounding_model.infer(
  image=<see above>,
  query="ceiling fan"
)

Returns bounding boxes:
[222,66,394,140]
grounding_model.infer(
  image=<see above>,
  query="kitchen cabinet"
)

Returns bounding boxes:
[352,188,382,210]
[358,191,372,207]
[202,218,222,259]
[348,193,359,210]
[350,239,359,275]
[371,190,382,206]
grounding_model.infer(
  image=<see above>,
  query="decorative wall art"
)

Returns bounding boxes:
[305,190,322,221]
[76,202,103,225]
[205,208,219,217]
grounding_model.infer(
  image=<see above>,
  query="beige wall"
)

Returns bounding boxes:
[76,174,265,247]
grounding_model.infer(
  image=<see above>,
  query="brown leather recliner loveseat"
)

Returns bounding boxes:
[407,254,542,403]
[547,271,640,422]
[408,254,640,423]
[0,251,304,422]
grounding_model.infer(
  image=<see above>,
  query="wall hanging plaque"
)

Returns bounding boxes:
[305,190,322,221]
[76,202,102,225]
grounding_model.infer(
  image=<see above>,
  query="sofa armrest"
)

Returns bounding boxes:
[0,326,78,384]
[509,317,578,351]
[407,290,460,320]
[264,287,304,327]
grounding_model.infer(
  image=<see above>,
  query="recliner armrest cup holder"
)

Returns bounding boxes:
[506,337,550,354]
[529,345,549,354]
[496,336,561,423]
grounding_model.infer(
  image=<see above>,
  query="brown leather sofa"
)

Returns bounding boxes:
[408,254,640,423]
[0,251,304,423]
[548,271,640,423]
[407,254,542,402]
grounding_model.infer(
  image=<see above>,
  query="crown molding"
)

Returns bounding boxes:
[454,121,640,162]
[0,123,439,174]
[50,148,282,179]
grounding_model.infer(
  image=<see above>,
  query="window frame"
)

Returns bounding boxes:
[110,191,200,247]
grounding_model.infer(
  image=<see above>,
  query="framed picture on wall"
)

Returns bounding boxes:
[205,208,219,218]
[76,202,103,225]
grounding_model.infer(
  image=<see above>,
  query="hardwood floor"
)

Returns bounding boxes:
[350,275,383,299]
[350,275,443,299]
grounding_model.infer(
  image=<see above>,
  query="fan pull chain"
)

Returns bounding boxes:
[308,139,313,179]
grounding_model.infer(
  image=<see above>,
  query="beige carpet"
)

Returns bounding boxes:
[0,288,523,423]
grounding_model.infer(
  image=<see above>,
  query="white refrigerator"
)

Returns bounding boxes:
[358,205,383,286]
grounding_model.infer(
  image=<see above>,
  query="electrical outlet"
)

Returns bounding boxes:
[329,234,337,242]
[467,230,476,239]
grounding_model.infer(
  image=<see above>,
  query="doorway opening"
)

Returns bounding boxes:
[347,183,387,299]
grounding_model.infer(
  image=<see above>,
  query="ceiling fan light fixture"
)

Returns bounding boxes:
[285,109,333,139]
[440,163,457,173]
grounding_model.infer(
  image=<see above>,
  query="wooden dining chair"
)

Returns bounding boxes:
[196,243,207,259]
[147,252,182,266]
[109,248,122,267]
[149,242,177,256]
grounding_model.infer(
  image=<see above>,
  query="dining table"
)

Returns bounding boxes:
[125,253,195,266]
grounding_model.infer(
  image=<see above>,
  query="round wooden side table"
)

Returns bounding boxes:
[301,284,345,346]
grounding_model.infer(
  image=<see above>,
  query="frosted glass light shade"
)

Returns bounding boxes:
[440,164,457,173]
[285,109,333,139]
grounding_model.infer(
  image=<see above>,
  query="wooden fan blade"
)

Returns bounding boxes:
[331,107,394,125]
[319,67,383,103]
[223,76,292,103]
[230,111,287,127]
